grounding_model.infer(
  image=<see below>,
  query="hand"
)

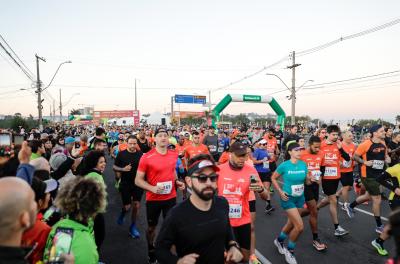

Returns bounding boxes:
[225,246,243,263]
[72,157,83,171]
[123,164,132,171]
[59,253,75,264]
[395,188,400,196]
[336,140,342,149]
[386,156,391,164]
[18,141,31,164]
[249,182,263,192]
[152,185,163,194]
[177,253,199,264]
[279,190,289,201]
[176,180,186,190]
[364,160,373,167]
[71,146,81,157]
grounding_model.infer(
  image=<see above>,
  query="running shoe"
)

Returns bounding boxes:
[371,239,388,256]
[284,250,297,264]
[375,225,385,234]
[117,211,125,225]
[344,203,355,218]
[249,254,262,264]
[265,204,275,214]
[340,203,347,211]
[334,225,349,237]
[313,239,328,251]
[274,239,286,255]
[129,223,140,238]
[270,186,274,193]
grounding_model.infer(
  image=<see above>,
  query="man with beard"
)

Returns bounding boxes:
[155,154,243,264]
[137,129,152,153]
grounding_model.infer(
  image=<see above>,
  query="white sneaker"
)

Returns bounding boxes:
[284,250,297,264]
[334,225,349,236]
[274,239,286,255]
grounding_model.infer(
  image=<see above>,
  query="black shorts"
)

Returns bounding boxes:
[389,199,400,211]
[119,183,143,205]
[340,171,354,187]
[321,179,340,196]
[269,161,277,172]
[258,171,272,183]
[249,200,256,213]
[232,223,251,250]
[146,198,176,227]
[304,183,319,202]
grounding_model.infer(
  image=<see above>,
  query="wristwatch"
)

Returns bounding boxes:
[227,241,240,250]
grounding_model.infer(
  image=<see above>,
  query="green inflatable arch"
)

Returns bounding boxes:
[212,94,286,129]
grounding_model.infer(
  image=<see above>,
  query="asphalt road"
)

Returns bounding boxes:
[100,155,395,264]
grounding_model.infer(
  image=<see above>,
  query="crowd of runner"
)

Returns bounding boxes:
[0,122,400,264]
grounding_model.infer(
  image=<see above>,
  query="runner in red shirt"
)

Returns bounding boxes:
[317,125,351,237]
[217,141,267,262]
[300,136,327,251]
[184,131,210,166]
[135,127,185,264]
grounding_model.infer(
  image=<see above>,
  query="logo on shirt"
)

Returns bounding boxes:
[223,184,243,195]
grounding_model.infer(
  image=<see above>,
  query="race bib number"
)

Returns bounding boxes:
[277,139,281,145]
[324,167,338,177]
[342,160,352,168]
[291,184,304,197]
[372,160,384,170]
[157,181,173,194]
[218,147,224,153]
[209,145,217,152]
[263,160,270,169]
[229,203,243,218]
[311,170,321,181]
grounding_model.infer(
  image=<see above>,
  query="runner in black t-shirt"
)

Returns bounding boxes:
[155,154,243,264]
[113,135,143,238]
[137,129,152,153]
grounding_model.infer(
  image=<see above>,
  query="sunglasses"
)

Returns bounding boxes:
[191,174,219,183]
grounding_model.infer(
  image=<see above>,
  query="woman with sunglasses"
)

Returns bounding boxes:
[155,154,243,264]
[271,142,310,264]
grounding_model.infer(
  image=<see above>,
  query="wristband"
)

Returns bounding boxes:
[257,187,265,193]
[227,241,240,250]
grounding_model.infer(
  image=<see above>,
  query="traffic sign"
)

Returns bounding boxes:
[175,94,206,104]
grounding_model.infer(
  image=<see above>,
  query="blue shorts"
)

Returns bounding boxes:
[280,195,305,210]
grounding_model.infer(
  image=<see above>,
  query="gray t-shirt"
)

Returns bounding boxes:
[203,134,219,154]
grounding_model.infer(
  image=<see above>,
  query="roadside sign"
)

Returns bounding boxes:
[175,94,206,104]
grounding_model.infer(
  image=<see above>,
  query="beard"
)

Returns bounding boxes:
[192,184,216,201]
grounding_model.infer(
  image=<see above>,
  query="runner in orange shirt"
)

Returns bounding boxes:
[317,125,351,237]
[300,136,327,251]
[184,131,210,165]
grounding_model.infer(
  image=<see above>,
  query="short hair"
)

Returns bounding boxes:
[55,177,107,222]
[29,140,43,153]
[290,125,298,129]
[192,131,200,136]
[94,139,106,147]
[327,125,340,134]
[393,132,400,139]
[127,135,138,142]
[187,153,214,167]
[308,135,321,145]
[95,127,105,136]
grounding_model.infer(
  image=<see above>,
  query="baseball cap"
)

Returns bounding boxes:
[155,128,168,136]
[369,125,383,134]
[40,133,49,140]
[49,152,68,171]
[31,177,58,201]
[229,141,247,156]
[65,137,75,144]
[259,139,267,144]
[187,159,220,176]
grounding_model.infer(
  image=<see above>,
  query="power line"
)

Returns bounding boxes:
[297,18,400,57]
[0,41,34,81]
[302,70,400,90]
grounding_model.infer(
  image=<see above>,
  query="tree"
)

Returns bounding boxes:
[69,109,81,115]
[396,115,400,125]
[11,116,27,131]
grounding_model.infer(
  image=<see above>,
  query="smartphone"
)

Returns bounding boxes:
[250,174,257,184]
[0,133,11,146]
[48,227,74,263]
[13,135,24,145]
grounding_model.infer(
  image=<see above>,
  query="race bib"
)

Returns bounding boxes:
[263,160,270,169]
[209,145,217,152]
[291,184,304,197]
[311,170,321,181]
[372,160,384,170]
[342,160,352,168]
[229,203,243,218]
[277,139,281,145]
[157,181,173,194]
[218,147,224,153]
[324,167,338,177]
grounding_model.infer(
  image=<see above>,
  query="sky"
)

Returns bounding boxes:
[1,0,399,124]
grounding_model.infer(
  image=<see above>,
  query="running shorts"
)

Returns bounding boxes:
[232,223,251,250]
[340,171,354,187]
[119,183,143,205]
[258,171,272,183]
[304,183,319,202]
[249,200,256,213]
[322,179,340,196]
[361,177,381,196]
[146,198,176,227]
[280,195,305,210]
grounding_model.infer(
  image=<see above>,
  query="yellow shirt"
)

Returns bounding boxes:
[387,164,400,200]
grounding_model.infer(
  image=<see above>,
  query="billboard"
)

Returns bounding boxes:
[173,111,205,118]
[93,110,140,126]
[174,94,206,104]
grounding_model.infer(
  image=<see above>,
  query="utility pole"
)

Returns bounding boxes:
[59,89,62,122]
[36,54,46,131]
[52,100,56,123]
[287,51,301,125]
[134,78,137,110]
[171,96,174,118]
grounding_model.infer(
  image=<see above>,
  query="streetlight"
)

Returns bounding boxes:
[266,73,313,125]
[42,60,72,91]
